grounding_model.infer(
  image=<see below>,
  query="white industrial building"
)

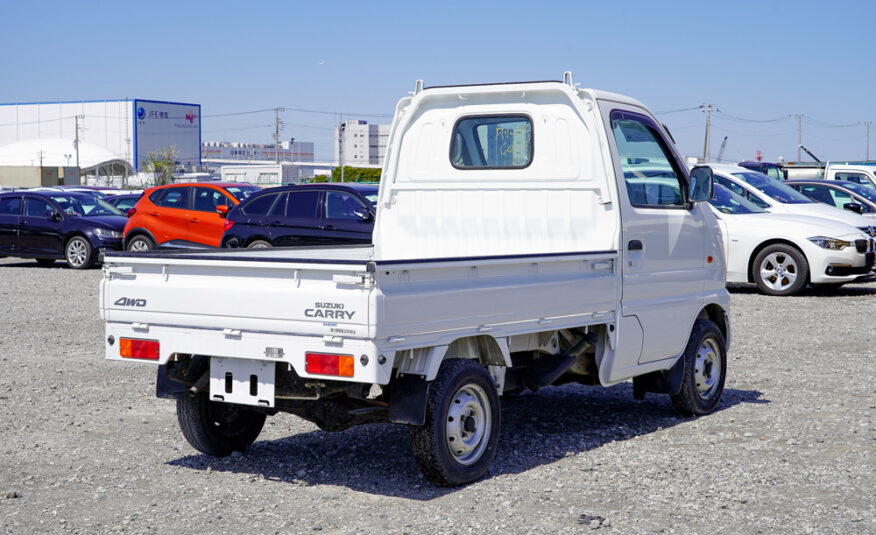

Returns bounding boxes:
[202,140,315,163]
[0,99,201,174]
[335,120,390,166]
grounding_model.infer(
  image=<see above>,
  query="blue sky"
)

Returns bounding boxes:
[1,1,874,163]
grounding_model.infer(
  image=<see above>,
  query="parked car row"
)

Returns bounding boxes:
[1,164,873,296]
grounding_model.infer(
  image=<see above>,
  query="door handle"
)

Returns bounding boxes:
[190,217,200,223]
[323,225,335,230]
[150,212,160,217]
[628,240,643,251]
[269,220,282,226]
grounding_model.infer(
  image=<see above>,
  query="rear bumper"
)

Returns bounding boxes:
[104,322,393,385]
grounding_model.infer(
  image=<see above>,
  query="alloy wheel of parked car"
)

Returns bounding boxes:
[247,240,272,249]
[753,244,809,296]
[127,235,155,252]
[65,237,93,269]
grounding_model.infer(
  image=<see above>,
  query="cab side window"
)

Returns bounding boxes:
[834,172,868,185]
[610,111,684,207]
[24,198,54,218]
[192,188,233,212]
[325,192,367,220]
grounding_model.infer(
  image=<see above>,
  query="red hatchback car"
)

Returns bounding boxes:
[124,183,261,250]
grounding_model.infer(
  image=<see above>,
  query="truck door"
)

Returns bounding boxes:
[603,107,707,367]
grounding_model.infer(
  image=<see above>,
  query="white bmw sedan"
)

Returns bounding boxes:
[710,184,875,295]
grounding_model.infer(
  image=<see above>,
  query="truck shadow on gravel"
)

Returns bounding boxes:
[167,383,767,499]
[728,283,876,296]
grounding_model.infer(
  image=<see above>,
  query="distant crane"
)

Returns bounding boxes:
[716,136,728,162]
[798,144,822,162]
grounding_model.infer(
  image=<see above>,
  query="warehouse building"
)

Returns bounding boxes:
[0,99,201,173]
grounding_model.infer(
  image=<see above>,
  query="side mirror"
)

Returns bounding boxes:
[688,166,714,203]
[843,202,863,214]
[216,204,230,218]
[353,207,373,221]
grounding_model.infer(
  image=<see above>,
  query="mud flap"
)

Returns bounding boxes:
[632,354,685,399]
[389,374,430,426]
[156,365,188,399]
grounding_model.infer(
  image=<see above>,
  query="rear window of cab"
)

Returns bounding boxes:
[451,115,533,169]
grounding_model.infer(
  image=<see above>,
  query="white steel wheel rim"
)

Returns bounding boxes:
[66,239,88,267]
[759,252,798,291]
[694,337,722,400]
[130,239,149,252]
[445,383,491,465]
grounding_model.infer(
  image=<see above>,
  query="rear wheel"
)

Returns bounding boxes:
[65,236,94,269]
[410,359,501,486]
[753,244,808,296]
[176,392,266,457]
[247,240,272,249]
[127,235,155,252]
[35,258,56,267]
[670,319,726,416]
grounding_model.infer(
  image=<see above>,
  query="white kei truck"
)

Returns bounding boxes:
[101,73,730,486]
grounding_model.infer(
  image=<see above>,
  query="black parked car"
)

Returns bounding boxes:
[0,191,127,268]
[105,193,142,214]
[221,183,378,248]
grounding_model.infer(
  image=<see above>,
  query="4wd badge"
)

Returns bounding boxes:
[114,297,147,307]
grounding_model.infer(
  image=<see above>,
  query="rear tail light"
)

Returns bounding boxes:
[127,208,137,217]
[119,338,160,360]
[305,352,354,377]
[223,219,235,232]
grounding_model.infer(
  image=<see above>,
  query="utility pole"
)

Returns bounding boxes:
[791,114,803,161]
[273,108,285,164]
[339,113,345,183]
[74,115,81,180]
[864,121,872,160]
[702,104,713,162]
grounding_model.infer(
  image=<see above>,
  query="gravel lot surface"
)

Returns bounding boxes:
[0,257,873,534]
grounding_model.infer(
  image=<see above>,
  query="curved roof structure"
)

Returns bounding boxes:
[0,138,133,174]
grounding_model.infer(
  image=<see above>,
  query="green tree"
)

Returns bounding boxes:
[330,166,381,183]
[144,146,179,186]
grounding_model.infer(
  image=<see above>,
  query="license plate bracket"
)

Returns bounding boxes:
[209,357,275,408]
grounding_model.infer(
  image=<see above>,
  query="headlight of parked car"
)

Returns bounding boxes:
[807,236,851,250]
[93,228,123,239]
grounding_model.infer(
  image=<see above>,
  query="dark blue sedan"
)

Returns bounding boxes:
[221,183,378,248]
[0,191,127,268]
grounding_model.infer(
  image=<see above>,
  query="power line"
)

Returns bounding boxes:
[713,110,790,123]
[654,105,702,115]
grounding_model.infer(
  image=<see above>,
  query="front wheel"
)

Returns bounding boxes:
[409,359,501,486]
[753,244,808,296]
[65,236,94,269]
[670,319,727,416]
[247,240,272,249]
[176,393,266,457]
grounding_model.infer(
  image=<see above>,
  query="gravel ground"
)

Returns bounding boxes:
[0,257,873,534]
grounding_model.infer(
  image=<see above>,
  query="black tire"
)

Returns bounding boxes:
[65,236,94,269]
[176,392,266,457]
[670,319,727,416]
[752,244,808,296]
[247,239,272,249]
[35,258,56,267]
[409,359,501,486]
[127,235,155,252]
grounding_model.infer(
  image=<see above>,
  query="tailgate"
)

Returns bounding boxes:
[100,254,374,338]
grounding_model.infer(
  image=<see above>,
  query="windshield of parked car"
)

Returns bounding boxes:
[731,172,813,204]
[835,182,876,203]
[48,194,122,216]
[709,184,766,214]
[224,185,261,201]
